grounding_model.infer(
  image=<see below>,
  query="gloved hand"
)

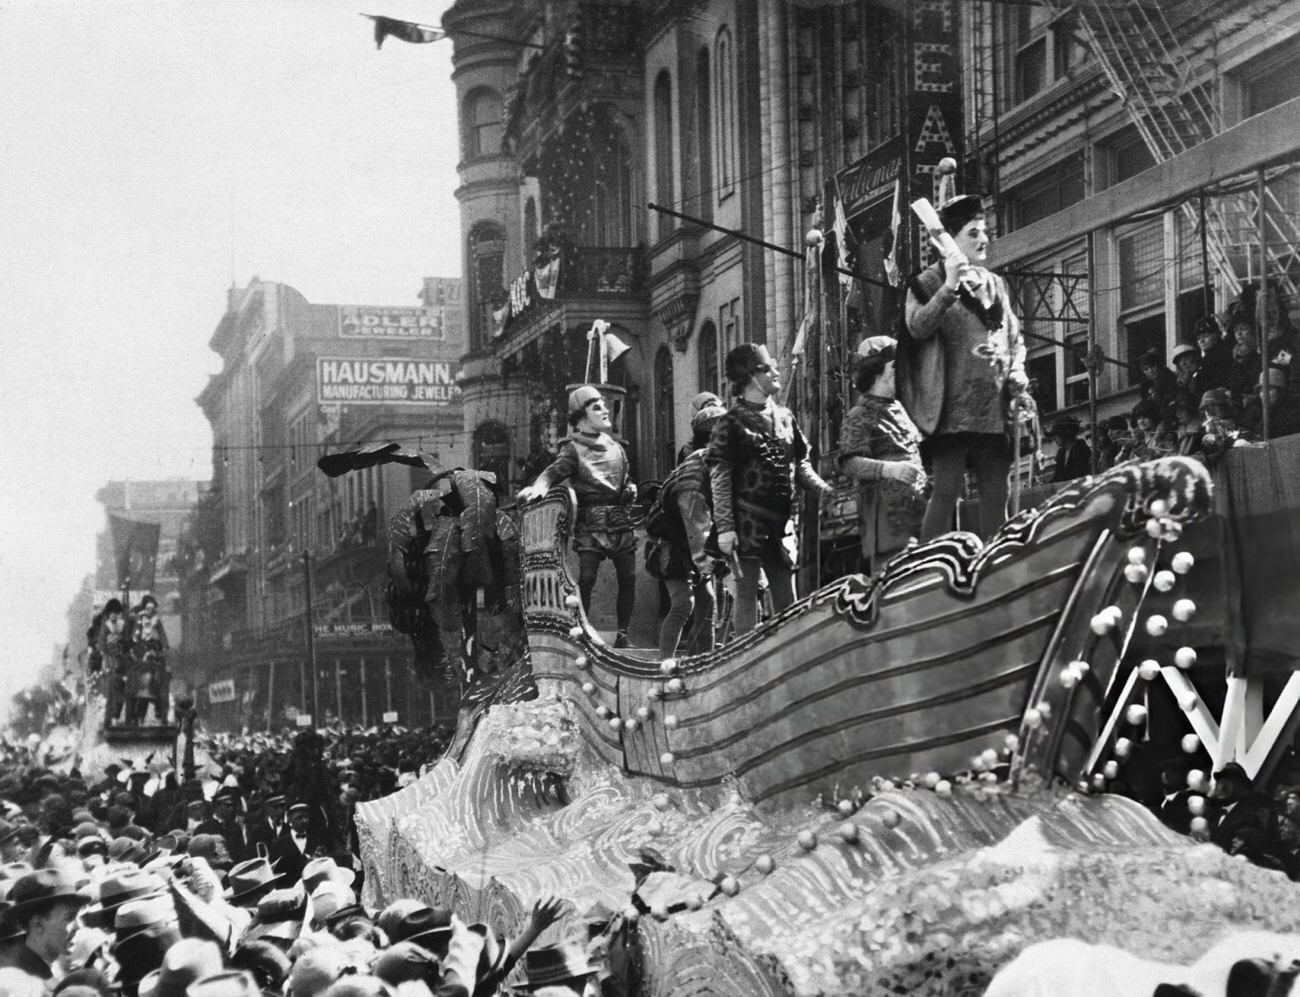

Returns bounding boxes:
[517,482,546,503]
[880,462,925,487]
[717,531,737,556]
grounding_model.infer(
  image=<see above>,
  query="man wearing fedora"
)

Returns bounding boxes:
[518,384,638,648]
[6,869,90,982]
[518,940,600,996]
[707,342,832,634]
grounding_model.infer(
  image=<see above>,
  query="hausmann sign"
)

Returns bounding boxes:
[316,358,461,405]
[339,305,446,340]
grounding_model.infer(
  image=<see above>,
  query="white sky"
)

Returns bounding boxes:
[0,0,461,713]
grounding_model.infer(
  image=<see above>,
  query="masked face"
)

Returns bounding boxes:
[951,218,989,262]
[578,399,612,434]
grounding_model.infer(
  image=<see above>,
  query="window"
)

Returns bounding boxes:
[1005,154,1086,232]
[467,222,505,350]
[1119,221,1167,384]
[714,26,737,199]
[1002,7,1087,109]
[654,71,675,241]
[720,298,742,358]
[591,131,636,247]
[694,48,713,223]
[1017,249,1090,414]
[463,88,504,159]
[1101,128,1157,189]
[1244,38,1300,116]
[654,347,675,477]
[697,320,719,395]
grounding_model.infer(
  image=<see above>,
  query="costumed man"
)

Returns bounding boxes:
[837,336,927,574]
[707,343,832,635]
[899,192,1029,540]
[129,594,168,725]
[652,396,727,658]
[96,599,130,726]
[518,385,638,648]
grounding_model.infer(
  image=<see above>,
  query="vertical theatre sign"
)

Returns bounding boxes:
[316,358,461,405]
[906,0,962,265]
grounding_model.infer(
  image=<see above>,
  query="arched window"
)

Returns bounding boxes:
[697,321,719,395]
[714,27,737,198]
[592,131,636,247]
[653,70,675,241]
[463,88,504,159]
[654,346,675,476]
[467,222,505,350]
[472,421,512,494]
[695,48,713,223]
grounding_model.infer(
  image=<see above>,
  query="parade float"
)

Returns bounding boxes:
[355,450,1300,995]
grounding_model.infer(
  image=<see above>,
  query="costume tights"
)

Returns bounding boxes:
[578,548,637,633]
[658,576,716,658]
[733,539,795,635]
[921,434,1010,540]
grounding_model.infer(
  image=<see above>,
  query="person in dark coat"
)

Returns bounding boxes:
[6,870,90,982]
[1191,316,1233,395]
[269,802,332,887]
[193,788,249,864]
[1048,415,1092,482]
[1137,349,1179,419]
[244,794,287,855]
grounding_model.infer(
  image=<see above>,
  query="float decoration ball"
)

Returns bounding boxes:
[1146,518,1165,539]
[663,714,678,729]
[1092,773,1108,791]
[686,894,703,910]
[1103,760,1120,780]
[581,681,596,695]
[922,771,942,789]
[575,655,589,669]
[1090,613,1115,635]
[1178,690,1199,713]
[1126,703,1148,725]
[1037,701,1053,718]
[660,659,678,676]
[938,156,958,174]
[645,820,662,836]
[665,678,684,695]
[1174,646,1197,669]
[635,706,650,720]
[650,903,668,919]
[934,780,953,798]
[1153,571,1176,593]
[647,686,662,701]
[1187,768,1207,791]
[797,830,818,851]
[1145,614,1169,637]
[1127,547,1148,566]
[755,854,775,875]
[837,799,855,816]
[564,594,581,609]
[1059,668,1079,690]
[838,822,860,843]
[1149,498,1170,517]
[1023,708,1043,729]
[1190,815,1209,835]
[568,625,584,638]
[1162,520,1183,541]
[1138,659,1161,681]
[609,716,622,731]
[805,229,824,247]
[881,810,901,829]
[1124,564,1149,585]
[1115,737,1133,759]
[623,717,638,733]
[1172,599,1197,623]
[623,906,640,922]
[1181,733,1201,754]
[1188,795,1206,817]
[660,751,675,765]
[719,875,740,896]
[652,793,671,811]
[1171,551,1195,574]
[595,705,610,718]
[1004,734,1020,752]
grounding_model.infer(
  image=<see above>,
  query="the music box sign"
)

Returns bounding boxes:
[339,305,446,340]
[316,358,461,405]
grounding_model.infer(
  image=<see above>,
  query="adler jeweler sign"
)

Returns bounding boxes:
[316,358,461,405]
[339,305,446,339]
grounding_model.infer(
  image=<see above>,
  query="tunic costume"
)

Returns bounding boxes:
[707,397,830,633]
[838,396,926,564]
[651,448,718,657]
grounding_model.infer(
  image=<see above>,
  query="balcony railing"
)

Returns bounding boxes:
[496,245,646,337]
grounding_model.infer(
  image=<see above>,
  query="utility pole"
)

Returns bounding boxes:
[302,551,319,723]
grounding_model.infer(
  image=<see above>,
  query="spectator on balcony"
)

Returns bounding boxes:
[1172,393,1204,457]
[708,343,832,634]
[1096,415,1136,470]
[838,335,927,571]
[1130,400,1176,460]
[1240,367,1300,440]
[1048,416,1092,482]
[1137,349,1178,419]
[1170,343,1200,399]
[518,385,638,648]
[899,193,1029,540]
[1191,317,1233,396]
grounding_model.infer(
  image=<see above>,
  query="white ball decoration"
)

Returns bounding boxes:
[595,705,609,718]
[934,780,953,798]
[1190,815,1209,835]
[635,706,650,720]
[663,714,678,729]
[1171,551,1195,575]
[1146,518,1165,539]
[1149,498,1170,517]
[645,820,662,835]
[1023,708,1043,729]
[564,594,581,608]
[1126,704,1148,726]
[837,799,855,816]
[1187,769,1207,791]
[1138,659,1161,681]
[652,793,670,810]
[623,906,640,922]
[665,678,684,695]
[647,686,663,701]
[1092,773,1108,791]
[623,718,638,733]
[1145,614,1169,637]
[685,894,703,910]
[1162,520,1183,541]
[805,228,824,247]
[574,655,589,669]
[609,716,622,731]
[719,875,741,896]
[1172,599,1197,623]
[797,830,818,851]
[1124,564,1149,585]
[568,626,584,638]
[755,854,775,875]
[1071,659,1091,674]
[1174,646,1197,669]
[1090,613,1116,635]
[1037,701,1053,718]
[1153,571,1176,593]
[1103,760,1120,780]
[922,771,942,789]
[1059,668,1079,690]
[981,748,1000,768]
[1004,734,1020,752]
[1187,795,1206,817]
[660,658,678,676]
[1178,690,1199,713]
[838,821,860,843]
[1181,733,1201,754]
[660,751,675,765]
[1127,546,1148,566]
[581,681,596,695]
[1114,737,1133,759]
[881,810,901,829]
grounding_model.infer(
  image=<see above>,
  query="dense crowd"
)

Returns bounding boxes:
[0,730,600,997]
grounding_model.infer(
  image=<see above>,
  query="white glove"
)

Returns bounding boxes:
[880,462,925,487]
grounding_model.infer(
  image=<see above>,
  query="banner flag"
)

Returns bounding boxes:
[365,15,446,49]
[883,178,903,287]
[109,515,161,592]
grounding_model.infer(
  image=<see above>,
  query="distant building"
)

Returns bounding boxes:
[187,277,466,731]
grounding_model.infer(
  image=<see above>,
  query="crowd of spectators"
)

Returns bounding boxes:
[0,726,602,997]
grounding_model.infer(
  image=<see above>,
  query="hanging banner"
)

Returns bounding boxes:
[905,0,963,266]
[338,305,447,341]
[836,135,905,222]
[207,679,236,704]
[109,515,161,591]
[317,358,461,405]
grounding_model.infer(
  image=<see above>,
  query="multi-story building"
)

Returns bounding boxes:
[189,277,467,731]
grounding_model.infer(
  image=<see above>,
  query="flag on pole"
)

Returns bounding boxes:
[109,515,161,592]
[882,178,903,287]
[832,195,854,290]
[364,15,446,49]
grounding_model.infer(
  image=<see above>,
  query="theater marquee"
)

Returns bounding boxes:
[316,357,461,405]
